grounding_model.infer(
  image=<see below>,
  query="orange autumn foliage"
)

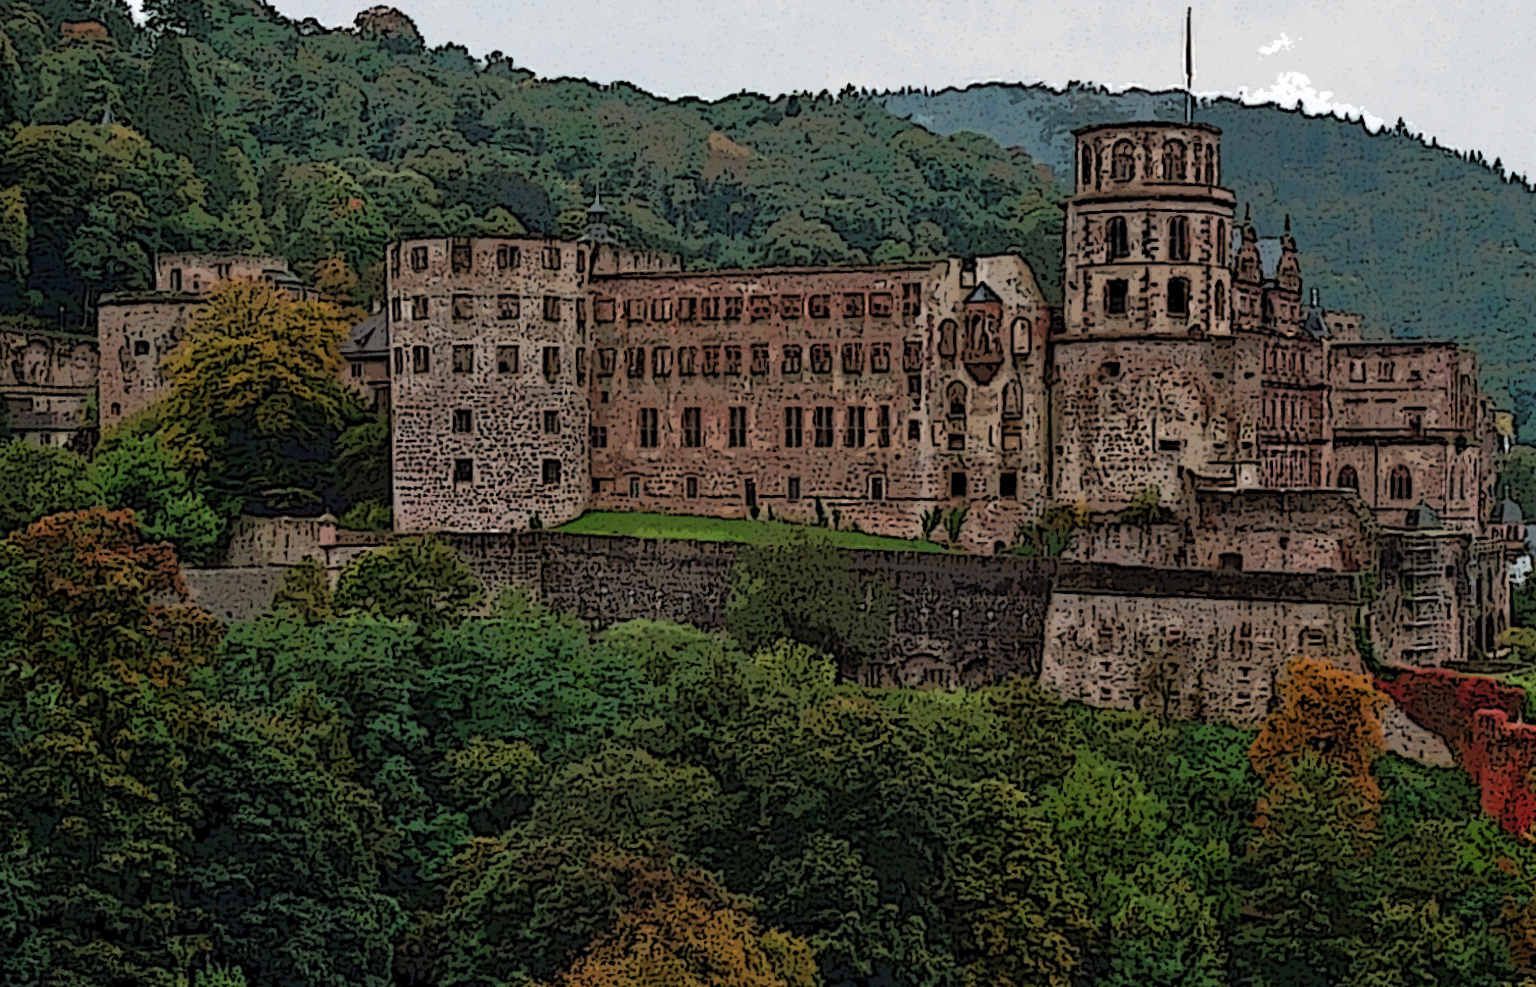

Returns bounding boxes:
[543,851,817,987]
[1249,655,1390,829]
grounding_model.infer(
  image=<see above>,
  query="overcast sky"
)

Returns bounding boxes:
[133,0,1535,178]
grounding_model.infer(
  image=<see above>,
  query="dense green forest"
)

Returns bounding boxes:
[4,511,1536,987]
[881,83,1536,432]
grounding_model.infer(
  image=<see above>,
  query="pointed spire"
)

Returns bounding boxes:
[1281,213,1297,251]
[1241,203,1257,241]
[581,185,615,244]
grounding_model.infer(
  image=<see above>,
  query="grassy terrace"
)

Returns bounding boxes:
[552,511,951,553]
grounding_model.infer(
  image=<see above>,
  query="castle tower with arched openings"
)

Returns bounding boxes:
[1050,121,1244,509]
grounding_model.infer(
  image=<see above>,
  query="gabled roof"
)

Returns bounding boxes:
[344,310,388,357]
[964,282,1002,304]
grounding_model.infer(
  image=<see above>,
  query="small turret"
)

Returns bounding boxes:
[580,189,615,245]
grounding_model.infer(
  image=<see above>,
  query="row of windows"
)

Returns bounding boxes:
[606,470,1018,502]
[1102,216,1227,265]
[395,344,563,377]
[1083,138,1219,186]
[1346,359,1409,383]
[1099,277,1217,318]
[452,457,563,486]
[394,242,579,277]
[391,294,573,323]
[625,342,897,378]
[596,284,922,324]
[632,405,897,450]
[1338,465,1415,501]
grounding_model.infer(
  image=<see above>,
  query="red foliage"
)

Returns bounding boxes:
[1376,666,1536,839]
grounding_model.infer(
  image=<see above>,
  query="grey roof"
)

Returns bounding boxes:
[1231,233,1285,280]
[964,282,1002,304]
[1502,499,1525,524]
[1408,503,1441,529]
[344,310,388,357]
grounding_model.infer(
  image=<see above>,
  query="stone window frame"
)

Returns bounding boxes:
[678,346,697,376]
[542,346,560,380]
[907,419,921,442]
[1111,139,1135,181]
[749,295,773,321]
[808,294,831,319]
[724,296,744,321]
[589,425,608,448]
[390,298,403,323]
[868,474,887,501]
[1390,465,1413,501]
[134,339,150,356]
[701,297,722,320]
[781,344,803,375]
[497,345,519,374]
[411,296,428,320]
[651,297,674,322]
[950,470,968,498]
[1000,471,1019,499]
[542,410,560,434]
[682,407,703,448]
[497,294,521,320]
[542,245,561,270]
[877,405,891,447]
[596,348,617,377]
[542,295,561,321]
[810,344,833,374]
[784,406,803,448]
[410,246,428,272]
[452,345,474,373]
[870,342,891,373]
[626,347,646,378]
[869,292,894,319]
[901,283,922,317]
[813,406,835,448]
[1106,216,1130,260]
[496,245,520,269]
[843,293,866,319]
[1105,280,1129,316]
[652,346,672,377]
[1161,139,1187,181]
[728,406,748,448]
[1168,216,1190,261]
[638,408,660,448]
[451,240,472,274]
[541,458,562,486]
[677,297,697,321]
[781,294,803,319]
[786,476,801,501]
[685,476,699,498]
[750,344,770,376]
[842,343,864,374]
[1167,277,1191,318]
[451,409,472,433]
[594,298,617,323]
[411,346,430,374]
[702,346,721,376]
[453,458,473,483]
[724,345,743,375]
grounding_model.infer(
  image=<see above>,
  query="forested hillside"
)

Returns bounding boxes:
[882,83,1536,432]
[0,0,1064,323]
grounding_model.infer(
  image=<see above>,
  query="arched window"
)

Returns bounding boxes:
[1205,145,1217,184]
[1339,466,1359,490]
[1214,281,1226,320]
[1106,216,1129,259]
[946,380,967,420]
[1261,294,1275,324]
[1080,146,1093,188]
[1167,277,1190,317]
[1389,465,1412,501]
[938,319,957,358]
[1002,379,1023,419]
[1168,216,1189,260]
[1111,140,1135,181]
[1161,139,1187,180]
[1216,220,1227,265]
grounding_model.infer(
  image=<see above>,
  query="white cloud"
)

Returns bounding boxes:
[1240,72,1386,131]
[1258,32,1299,56]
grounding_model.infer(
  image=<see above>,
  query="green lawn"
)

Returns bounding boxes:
[552,511,951,552]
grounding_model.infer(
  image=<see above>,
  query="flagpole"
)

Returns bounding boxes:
[1185,7,1194,124]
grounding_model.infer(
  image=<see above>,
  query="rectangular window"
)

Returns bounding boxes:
[543,296,561,321]
[948,434,966,451]
[844,406,866,447]
[624,298,645,322]
[724,345,742,375]
[626,347,646,378]
[729,407,748,448]
[392,347,404,374]
[809,294,831,318]
[908,419,921,442]
[870,342,891,373]
[412,346,430,373]
[678,346,697,376]
[843,293,865,318]
[1000,471,1018,498]
[869,292,894,318]
[390,298,402,323]
[703,346,721,376]
[908,374,922,397]
[411,296,428,319]
[496,245,519,269]
[813,406,835,447]
[724,296,743,321]
[750,344,770,376]
[576,249,585,273]
[782,344,802,374]
[686,476,698,498]
[903,339,923,372]
[683,407,702,448]
[597,348,617,377]
[652,346,672,377]
[497,294,520,320]
[589,425,608,448]
[787,477,801,501]
[411,246,428,271]
[629,476,641,497]
[541,459,561,486]
[878,405,891,447]
[902,282,921,316]
[810,344,832,373]
[651,297,673,322]
[451,240,472,273]
[781,294,803,319]
[842,343,864,374]
[750,295,773,321]
[453,458,473,483]
[542,346,559,379]
[784,406,803,448]
[869,476,886,500]
[543,246,561,270]
[638,408,659,448]
[390,245,401,277]
[1106,280,1129,316]
[452,409,472,433]
[594,298,617,322]
[701,297,721,320]
[452,345,474,373]
[950,471,968,498]
[543,410,559,434]
[577,347,586,382]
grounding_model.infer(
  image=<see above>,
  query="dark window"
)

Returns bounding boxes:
[810,344,832,373]
[452,345,474,373]
[902,283,922,317]
[390,298,402,323]
[453,458,473,483]
[1111,139,1135,181]
[724,296,743,320]
[750,295,773,321]
[1219,553,1244,571]
[784,406,803,448]
[412,346,429,373]
[869,475,885,500]
[411,296,428,319]
[950,471,968,498]
[787,477,801,501]
[541,459,561,486]
[1215,282,1226,320]
[577,348,586,382]
[542,410,559,434]
[878,405,891,447]
[1390,465,1412,501]
[842,343,863,374]
[1168,216,1189,260]
[844,406,866,447]
[808,294,831,318]
[683,407,702,448]
[1168,277,1190,317]
[729,407,748,447]
[1106,280,1128,315]
[543,246,561,270]
[1217,220,1228,265]
[626,347,646,378]
[813,406,834,447]
[411,247,428,271]
[134,340,150,356]
[1161,139,1187,180]
[629,476,641,497]
[496,245,519,269]
[702,346,720,376]
[908,419,921,442]
[686,476,698,498]
[498,294,520,320]
[1000,471,1018,498]
[908,374,922,396]
[843,293,865,318]
[543,296,561,321]
[451,240,471,273]
[638,408,659,448]
[701,297,721,320]
[782,345,802,374]
[393,348,404,374]
[678,346,697,375]
[781,294,802,319]
[1338,466,1359,490]
[871,342,891,373]
[576,250,586,273]
[452,409,471,433]
[597,349,616,377]
[110,402,121,416]
[677,297,696,321]
[542,346,559,379]
[724,345,742,375]
[590,426,607,448]
[870,293,893,318]
[750,344,770,375]
[390,246,400,276]
[1106,216,1130,259]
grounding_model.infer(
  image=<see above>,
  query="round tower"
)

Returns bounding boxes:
[390,236,592,532]
[1063,122,1235,337]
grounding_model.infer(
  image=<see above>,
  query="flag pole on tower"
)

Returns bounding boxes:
[1185,7,1194,124]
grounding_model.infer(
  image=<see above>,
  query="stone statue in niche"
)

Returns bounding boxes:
[961,282,1004,384]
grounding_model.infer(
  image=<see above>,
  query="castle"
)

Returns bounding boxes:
[89,119,1528,723]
